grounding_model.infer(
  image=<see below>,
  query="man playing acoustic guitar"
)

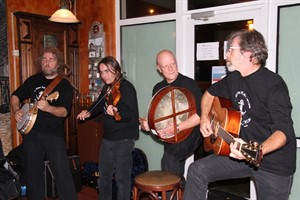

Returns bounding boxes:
[183,29,296,200]
[11,47,77,200]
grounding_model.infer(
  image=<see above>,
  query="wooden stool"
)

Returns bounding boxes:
[132,170,183,200]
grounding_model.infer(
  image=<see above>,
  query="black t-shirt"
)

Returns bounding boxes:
[88,79,139,141]
[12,73,73,136]
[208,67,296,175]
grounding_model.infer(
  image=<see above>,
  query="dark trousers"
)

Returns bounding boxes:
[23,131,78,200]
[98,139,134,200]
[161,130,202,186]
[183,154,294,200]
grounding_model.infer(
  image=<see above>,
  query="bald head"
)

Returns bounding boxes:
[156,49,179,83]
[156,49,176,65]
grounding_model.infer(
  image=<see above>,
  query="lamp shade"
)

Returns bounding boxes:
[49,8,79,23]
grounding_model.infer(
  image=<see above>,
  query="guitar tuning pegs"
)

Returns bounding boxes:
[246,155,251,161]
[250,141,259,148]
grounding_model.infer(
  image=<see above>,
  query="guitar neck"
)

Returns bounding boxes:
[218,126,235,144]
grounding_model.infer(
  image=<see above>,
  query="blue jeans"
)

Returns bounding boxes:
[23,131,77,200]
[183,154,293,200]
[98,139,134,200]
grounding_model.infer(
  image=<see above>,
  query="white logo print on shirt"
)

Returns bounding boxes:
[34,86,46,101]
[235,91,251,127]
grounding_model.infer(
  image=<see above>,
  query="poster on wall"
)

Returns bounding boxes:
[211,66,227,84]
[88,21,105,101]
[196,42,219,61]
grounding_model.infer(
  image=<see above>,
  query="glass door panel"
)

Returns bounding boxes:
[194,20,252,91]
[121,21,176,170]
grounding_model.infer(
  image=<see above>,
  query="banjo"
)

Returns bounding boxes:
[17,91,59,135]
[147,86,197,144]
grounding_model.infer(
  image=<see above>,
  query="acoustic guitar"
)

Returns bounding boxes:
[203,97,263,167]
[17,91,59,135]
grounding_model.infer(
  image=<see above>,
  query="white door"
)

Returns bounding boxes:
[184,1,267,80]
[183,2,267,199]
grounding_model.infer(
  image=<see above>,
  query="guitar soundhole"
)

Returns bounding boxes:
[210,135,217,143]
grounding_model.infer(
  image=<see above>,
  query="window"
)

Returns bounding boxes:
[194,20,252,90]
[188,0,256,10]
[120,0,175,19]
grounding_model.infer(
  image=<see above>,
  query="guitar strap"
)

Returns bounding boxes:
[38,75,63,100]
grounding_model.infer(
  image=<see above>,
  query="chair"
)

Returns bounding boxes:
[132,170,183,200]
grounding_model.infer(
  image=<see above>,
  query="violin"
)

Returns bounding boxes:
[106,75,123,121]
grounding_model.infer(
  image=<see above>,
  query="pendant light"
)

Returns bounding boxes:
[49,0,79,23]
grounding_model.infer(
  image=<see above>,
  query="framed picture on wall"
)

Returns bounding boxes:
[44,34,58,48]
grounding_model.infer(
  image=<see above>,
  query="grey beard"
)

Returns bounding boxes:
[43,68,58,77]
[226,62,235,72]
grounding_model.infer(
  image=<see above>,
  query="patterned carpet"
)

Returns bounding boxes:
[0,113,12,156]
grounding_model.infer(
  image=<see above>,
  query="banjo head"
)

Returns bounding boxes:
[17,103,36,135]
[147,86,196,143]
[17,103,30,130]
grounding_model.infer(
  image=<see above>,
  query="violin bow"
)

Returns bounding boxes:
[87,72,126,113]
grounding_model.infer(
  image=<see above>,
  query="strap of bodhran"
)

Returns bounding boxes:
[147,86,196,144]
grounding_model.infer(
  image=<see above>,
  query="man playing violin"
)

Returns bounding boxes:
[183,29,296,200]
[77,56,139,200]
[139,49,203,188]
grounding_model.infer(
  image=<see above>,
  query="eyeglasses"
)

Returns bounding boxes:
[227,46,241,53]
[160,62,177,69]
[41,58,57,63]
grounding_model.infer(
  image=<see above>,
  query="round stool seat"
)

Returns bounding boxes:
[133,170,183,200]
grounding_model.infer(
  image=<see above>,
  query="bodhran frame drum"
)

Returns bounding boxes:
[147,86,196,144]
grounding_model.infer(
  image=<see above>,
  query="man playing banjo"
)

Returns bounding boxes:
[139,49,204,188]
[10,47,78,200]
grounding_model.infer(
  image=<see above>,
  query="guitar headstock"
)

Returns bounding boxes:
[241,141,263,167]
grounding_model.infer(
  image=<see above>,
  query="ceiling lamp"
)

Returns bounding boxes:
[49,0,79,23]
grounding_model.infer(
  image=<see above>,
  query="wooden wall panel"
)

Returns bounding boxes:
[6,0,116,147]
[7,1,58,147]
[20,43,33,82]
[76,0,116,93]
